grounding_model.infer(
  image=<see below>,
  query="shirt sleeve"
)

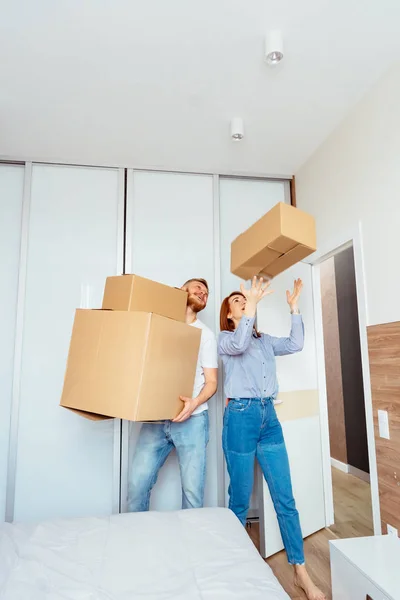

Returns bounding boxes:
[201,331,218,368]
[218,316,256,356]
[264,314,304,356]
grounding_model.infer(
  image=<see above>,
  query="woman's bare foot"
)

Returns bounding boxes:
[293,564,326,600]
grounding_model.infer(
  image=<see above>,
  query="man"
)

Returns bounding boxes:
[128,278,218,512]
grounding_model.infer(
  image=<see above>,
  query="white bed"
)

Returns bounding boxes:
[0,507,289,599]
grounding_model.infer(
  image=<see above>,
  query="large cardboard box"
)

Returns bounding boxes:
[60,309,201,421]
[102,274,187,322]
[231,202,317,279]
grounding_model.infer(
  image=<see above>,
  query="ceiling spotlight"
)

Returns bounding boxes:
[230,117,244,141]
[265,30,284,65]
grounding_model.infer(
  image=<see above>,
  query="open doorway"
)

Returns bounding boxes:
[319,245,374,538]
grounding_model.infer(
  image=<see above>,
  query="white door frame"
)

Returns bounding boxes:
[307,221,381,535]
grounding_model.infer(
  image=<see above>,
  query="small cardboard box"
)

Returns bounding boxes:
[231,202,317,279]
[60,309,201,421]
[102,274,187,322]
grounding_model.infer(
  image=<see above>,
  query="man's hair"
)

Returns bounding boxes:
[182,278,209,292]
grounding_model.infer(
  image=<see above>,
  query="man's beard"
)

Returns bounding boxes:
[188,294,206,313]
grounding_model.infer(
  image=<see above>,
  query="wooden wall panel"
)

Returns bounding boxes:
[320,257,348,464]
[367,321,400,533]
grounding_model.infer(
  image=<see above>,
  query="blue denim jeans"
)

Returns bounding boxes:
[223,397,304,565]
[128,411,209,512]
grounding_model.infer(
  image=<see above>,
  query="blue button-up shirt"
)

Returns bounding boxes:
[218,314,304,399]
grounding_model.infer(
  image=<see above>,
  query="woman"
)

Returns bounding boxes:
[219,276,325,600]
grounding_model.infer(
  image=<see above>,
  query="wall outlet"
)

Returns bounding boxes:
[387,524,398,537]
[378,409,390,439]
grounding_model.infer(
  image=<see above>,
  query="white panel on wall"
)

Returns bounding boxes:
[0,165,24,521]
[125,170,217,511]
[13,164,123,522]
[219,177,288,514]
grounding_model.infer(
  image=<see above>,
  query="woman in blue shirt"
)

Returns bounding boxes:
[219,276,325,600]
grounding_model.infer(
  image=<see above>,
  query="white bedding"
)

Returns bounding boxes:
[0,507,289,599]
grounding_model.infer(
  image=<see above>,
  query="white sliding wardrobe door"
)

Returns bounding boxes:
[257,262,325,557]
[13,164,123,522]
[219,177,288,515]
[124,170,217,510]
[0,165,25,522]
[219,177,288,303]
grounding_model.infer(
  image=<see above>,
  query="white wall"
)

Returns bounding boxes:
[296,64,400,327]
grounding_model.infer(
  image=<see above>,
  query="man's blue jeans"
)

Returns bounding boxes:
[223,397,305,565]
[128,411,209,511]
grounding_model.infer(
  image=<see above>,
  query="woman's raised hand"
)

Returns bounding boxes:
[241,276,274,317]
[286,278,303,311]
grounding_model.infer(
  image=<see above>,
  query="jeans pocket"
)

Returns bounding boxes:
[228,398,252,412]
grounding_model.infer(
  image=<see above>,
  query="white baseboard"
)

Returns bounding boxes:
[331,457,349,473]
[348,465,370,483]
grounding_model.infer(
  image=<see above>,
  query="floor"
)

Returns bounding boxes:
[247,467,374,600]
[328,466,373,539]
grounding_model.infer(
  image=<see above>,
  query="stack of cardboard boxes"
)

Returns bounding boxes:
[60,275,201,421]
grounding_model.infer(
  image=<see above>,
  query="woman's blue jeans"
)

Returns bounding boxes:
[223,397,305,565]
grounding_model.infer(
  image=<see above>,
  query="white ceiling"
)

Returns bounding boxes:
[1,0,400,175]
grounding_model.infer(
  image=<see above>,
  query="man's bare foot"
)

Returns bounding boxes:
[293,564,326,600]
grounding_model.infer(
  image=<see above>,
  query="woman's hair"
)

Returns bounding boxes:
[220,291,261,337]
